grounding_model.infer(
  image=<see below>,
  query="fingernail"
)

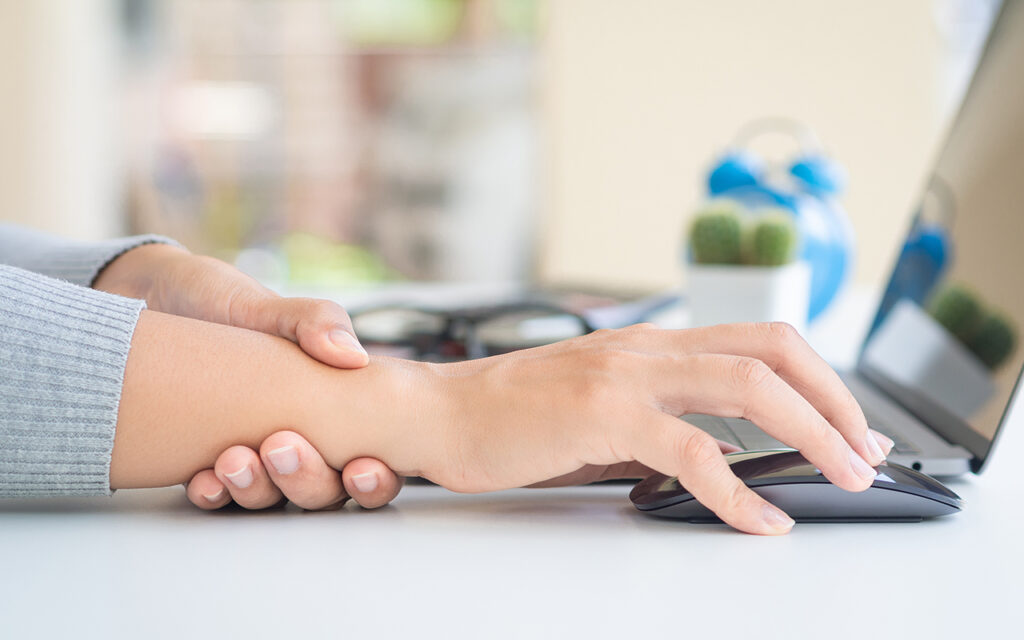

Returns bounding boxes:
[203,488,225,502]
[224,465,254,489]
[871,430,895,456]
[267,445,300,475]
[762,504,795,531]
[329,329,367,355]
[865,430,885,462]
[352,471,379,493]
[849,449,877,483]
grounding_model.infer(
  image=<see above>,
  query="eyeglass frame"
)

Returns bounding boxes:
[349,301,598,362]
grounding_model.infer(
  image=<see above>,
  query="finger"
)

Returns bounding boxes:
[214,445,285,510]
[530,439,735,488]
[631,413,795,535]
[871,429,895,456]
[615,322,885,467]
[185,469,233,510]
[642,353,877,492]
[341,458,405,509]
[260,431,349,510]
[263,298,369,369]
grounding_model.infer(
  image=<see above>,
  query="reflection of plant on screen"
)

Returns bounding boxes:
[928,283,1018,370]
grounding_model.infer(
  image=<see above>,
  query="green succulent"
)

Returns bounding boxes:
[749,211,798,266]
[928,284,984,344]
[689,202,744,265]
[967,312,1017,370]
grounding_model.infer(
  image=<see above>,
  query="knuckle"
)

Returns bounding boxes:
[729,356,774,391]
[720,480,752,515]
[606,322,658,347]
[588,327,618,342]
[678,431,722,470]
[760,322,804,359]
[308,298,350,322]
[763,321,800,343]
[761,321,807,369]
[623,322,658,334]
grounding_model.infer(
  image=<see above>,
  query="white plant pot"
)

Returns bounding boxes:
[687,261,811,334]
[861,299,995,421]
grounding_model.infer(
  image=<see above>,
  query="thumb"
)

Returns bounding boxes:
[260,297,370,369]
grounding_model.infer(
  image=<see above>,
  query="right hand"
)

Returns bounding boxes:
[185,432,403,511]
[407,322,893,535]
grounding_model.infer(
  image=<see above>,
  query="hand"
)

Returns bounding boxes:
[94,243,368,367]
[363,322,894,535]
[184,431,404,511]
[95,243,403,510]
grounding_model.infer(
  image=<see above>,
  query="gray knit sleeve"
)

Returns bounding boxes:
[0,264,144,496]
[0,223,181,287]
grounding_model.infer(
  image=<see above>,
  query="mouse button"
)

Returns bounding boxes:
[728,450,823,481]
[875,463,962,500]
[629,473,689,508]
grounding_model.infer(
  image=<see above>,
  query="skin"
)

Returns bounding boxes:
[93,243,402,510]
[110,310,894,535]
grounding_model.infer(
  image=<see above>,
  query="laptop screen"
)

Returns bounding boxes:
[858,1,1024,471]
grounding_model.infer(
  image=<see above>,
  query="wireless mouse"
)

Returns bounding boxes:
[629,449,963,522]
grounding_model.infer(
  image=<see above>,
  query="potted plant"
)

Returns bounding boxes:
[686,201,811,332]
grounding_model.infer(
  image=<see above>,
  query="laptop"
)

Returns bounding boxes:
[688,0,1024,478]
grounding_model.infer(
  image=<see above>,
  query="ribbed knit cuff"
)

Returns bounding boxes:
[0,223,181,287]
[0,265,145,496]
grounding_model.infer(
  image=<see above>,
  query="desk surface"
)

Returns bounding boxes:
[2,287,1023,639]
[2,422,1022,639]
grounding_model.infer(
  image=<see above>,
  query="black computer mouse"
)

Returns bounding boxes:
[629,449,963,522]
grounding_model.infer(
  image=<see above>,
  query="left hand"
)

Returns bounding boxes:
[94,242,402,510]
[94,243,368,368]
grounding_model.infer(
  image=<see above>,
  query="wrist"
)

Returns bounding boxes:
[303,357,456,480]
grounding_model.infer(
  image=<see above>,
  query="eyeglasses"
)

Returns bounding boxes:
[350,301,597,362]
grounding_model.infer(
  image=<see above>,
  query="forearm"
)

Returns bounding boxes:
[110,310,443,489]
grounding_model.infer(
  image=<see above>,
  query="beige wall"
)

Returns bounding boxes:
[0,0,121,240]
[538,0,956,292]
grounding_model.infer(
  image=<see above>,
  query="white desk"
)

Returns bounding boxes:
[2,287,1023,639]
[3,405,1022,639]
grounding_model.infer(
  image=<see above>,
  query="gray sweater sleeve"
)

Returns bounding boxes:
[0,225,180,497]
[0,222,179,287]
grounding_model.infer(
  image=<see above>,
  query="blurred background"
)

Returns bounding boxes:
[0,0,999,296]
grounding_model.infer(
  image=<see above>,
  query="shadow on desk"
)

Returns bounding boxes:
[0,484,750,537]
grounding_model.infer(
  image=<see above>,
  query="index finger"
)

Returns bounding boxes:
[629,412,795,535]
[619,322,886,466]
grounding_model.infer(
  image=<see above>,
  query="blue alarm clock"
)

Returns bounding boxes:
[706,118,855,322]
